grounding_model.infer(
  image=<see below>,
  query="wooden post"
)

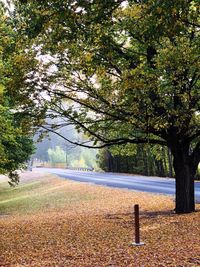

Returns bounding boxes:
[132,204,144,246]
[135,204,140,243]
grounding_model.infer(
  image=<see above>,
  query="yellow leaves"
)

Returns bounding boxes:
[79,52,93,65]
[0,83,4,96]
[84,52,92,62]
[13,54,29,66]
[96,66,106,77]
[156,7,162,14]
[0,171,199,266]
[123,5,143,19]
[171,8,177,15]
[156,36,198,81]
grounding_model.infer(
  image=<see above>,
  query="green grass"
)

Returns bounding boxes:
[0,175,94,215]
[0,181,42,199]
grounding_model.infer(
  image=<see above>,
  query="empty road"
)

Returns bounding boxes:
[37,168,200,202]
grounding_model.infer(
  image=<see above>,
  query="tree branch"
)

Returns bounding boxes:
[41,124,167,149]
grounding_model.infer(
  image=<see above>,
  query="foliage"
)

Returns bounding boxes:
[48,146,66,164]
[14,0,200,146]
[0,106,35,185]
[69,146,97,168]
[0,4,35,185]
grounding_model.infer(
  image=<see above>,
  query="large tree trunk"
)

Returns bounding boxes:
[172,145,196,213]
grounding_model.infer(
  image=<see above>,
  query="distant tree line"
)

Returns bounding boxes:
[98,144,200,180]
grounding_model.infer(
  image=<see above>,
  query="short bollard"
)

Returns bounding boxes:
[132,204,144,246]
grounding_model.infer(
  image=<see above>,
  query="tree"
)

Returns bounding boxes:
[14,0,200,213]
[0,3,35,185]
[48,146,66,165]
[0,105,35,185]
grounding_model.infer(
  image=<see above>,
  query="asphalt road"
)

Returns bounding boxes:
[37,168,200,203]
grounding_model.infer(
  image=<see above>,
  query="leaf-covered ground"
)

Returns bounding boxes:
[0,171,199,266]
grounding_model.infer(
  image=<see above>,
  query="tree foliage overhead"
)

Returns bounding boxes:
[15,0,199,147]
[13,0,200,213]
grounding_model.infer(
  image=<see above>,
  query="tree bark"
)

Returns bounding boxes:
[167,148,173,178]
[172,145,195,213]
